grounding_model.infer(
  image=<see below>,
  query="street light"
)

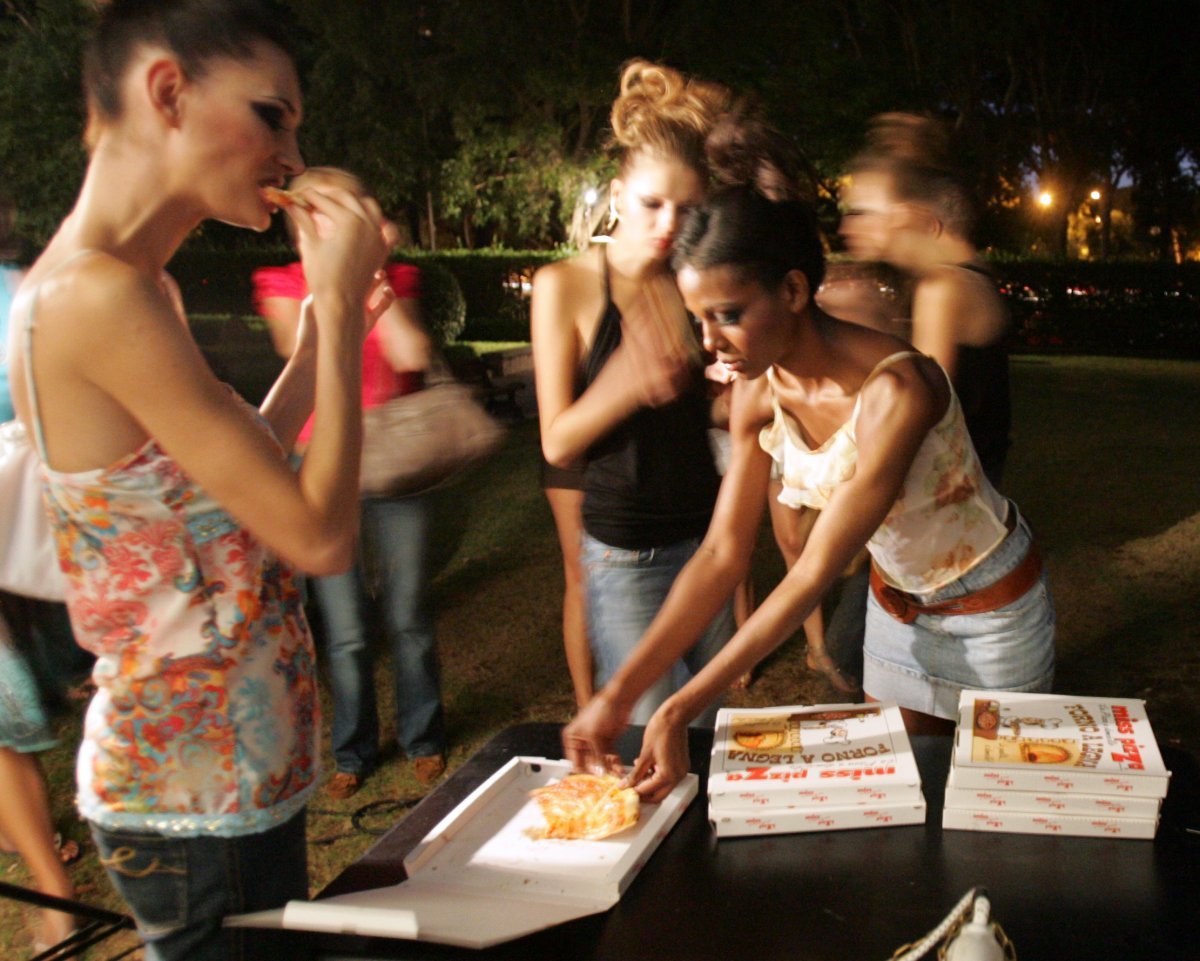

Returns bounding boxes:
[1038,191,1053,208]
[1089,189,1102,201]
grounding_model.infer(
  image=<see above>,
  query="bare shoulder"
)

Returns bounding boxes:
[32,252,175,335]
[858,350,947,431]
[533,248,600,296]
[913,267,1006,342]
[531,248,606,342]
[831,312,913,358]
[729,375,774,435]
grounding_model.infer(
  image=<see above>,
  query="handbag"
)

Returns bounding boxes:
[360,374,505,498]
[0,419,67,601]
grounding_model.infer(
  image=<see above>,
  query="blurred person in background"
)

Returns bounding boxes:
[254,166,447,796]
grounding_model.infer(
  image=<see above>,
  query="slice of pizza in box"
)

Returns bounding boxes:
[711,796,927,838]
[226,757,697,948]
[708,702,923,811]
[941,805,1159,840]
[949,691,1171,798]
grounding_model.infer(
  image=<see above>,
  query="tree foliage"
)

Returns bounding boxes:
[1,0,1196,258]
[0,0,91,249]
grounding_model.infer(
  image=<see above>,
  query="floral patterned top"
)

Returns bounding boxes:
[759,351,1010,595]
[23,268,317,837]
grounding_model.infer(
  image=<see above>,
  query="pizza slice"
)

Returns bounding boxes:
[261,185,313,211]
[529,773,640,841]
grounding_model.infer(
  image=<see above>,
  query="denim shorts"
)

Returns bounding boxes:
[862,510,1056,719]
[0,637,57,753]
[582,532,735,727]
[89,811,312,961]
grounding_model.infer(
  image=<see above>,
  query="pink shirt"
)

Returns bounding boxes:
[252,262,423,443]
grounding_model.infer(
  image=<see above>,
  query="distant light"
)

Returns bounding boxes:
[1089,190,1102,201]
[1094,216,1102,224]
[584,188,598,206]
[1038,191,1053,208]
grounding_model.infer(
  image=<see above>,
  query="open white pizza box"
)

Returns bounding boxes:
[226,756,698,948]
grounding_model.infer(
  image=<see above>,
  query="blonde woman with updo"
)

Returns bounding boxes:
[531,60,736,728]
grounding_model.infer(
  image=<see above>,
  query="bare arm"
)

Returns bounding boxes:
[375,297,432,373]
[255,294,315,450]
[259,295,302,358]
[532,261,694,467]
[561,376,773,765]
[911,272,1008,382]
[31,187,390,575]
[629,361,946,800]
[910,278,964,380]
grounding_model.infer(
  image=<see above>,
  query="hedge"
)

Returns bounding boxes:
[167,246,562,343]
[995,261,1200,357]
[167,247,1199,357]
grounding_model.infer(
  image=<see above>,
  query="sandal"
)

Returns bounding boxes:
[53,833,82,866]
[805,648,861,696]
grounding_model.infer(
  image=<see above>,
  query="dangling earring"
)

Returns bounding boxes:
[606,191,620,232]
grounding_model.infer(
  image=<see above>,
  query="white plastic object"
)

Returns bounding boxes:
[944,895,1006,961]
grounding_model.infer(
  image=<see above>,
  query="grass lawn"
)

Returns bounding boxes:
[2,354,1198,958]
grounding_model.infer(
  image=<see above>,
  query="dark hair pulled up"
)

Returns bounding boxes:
[83,0,295,123]
[673,113,824,293]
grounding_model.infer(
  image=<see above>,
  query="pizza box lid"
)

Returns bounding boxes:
[708,701,921,797]
[950,691,1171,797]
[226,756,698,948]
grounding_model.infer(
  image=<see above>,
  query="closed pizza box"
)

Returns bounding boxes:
[943,785,1162,819]
[949,691,1170,798]
[709,797,927,838]
[226,757,698,948]
[708,702,922,808]
[942,805,1159,840]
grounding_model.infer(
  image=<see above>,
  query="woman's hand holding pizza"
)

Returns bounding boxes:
[562,690,630,779]
[627,706,690,803]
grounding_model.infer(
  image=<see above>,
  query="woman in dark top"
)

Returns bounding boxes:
[531,60,735,726]
[840,112,1011,485]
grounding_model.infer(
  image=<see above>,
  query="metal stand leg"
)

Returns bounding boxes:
[0,880,138,960]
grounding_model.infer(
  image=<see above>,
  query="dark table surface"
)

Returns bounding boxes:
[316,723,1200,961]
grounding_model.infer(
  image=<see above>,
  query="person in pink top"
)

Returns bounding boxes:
[254,167,446,798]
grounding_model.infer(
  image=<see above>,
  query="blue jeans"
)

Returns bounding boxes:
[863,510,1056,719]
[312,495,445,774]
[582,532,735,727]
[89,811,311,961]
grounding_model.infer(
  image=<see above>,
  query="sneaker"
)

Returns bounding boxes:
[412,754,446,787]
[325,771,364,800]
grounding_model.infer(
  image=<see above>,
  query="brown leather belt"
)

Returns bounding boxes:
[870,542,1043,624]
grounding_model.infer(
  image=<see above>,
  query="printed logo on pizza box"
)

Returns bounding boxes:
[968,697,1158,774]
[722,706,896,770]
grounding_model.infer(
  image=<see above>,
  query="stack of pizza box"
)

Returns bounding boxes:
[943,690,1171,839]
[707,702,926,838]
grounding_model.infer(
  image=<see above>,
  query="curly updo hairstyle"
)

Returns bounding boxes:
[608,59,733,175]
[848,112,976,240]
[673,113,825,296]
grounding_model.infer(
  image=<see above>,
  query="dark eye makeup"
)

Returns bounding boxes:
[251,102,287,132]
